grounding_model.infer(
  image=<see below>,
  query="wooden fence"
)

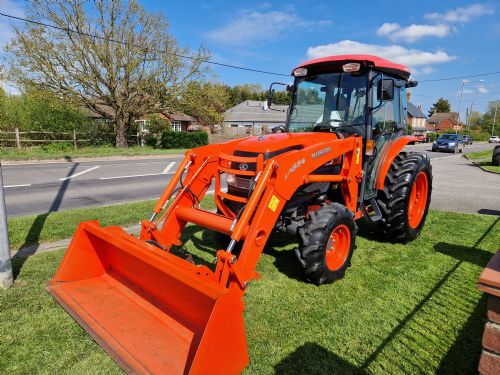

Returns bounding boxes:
[0,128,140,149]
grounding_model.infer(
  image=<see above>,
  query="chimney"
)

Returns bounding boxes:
[406,90,411,103]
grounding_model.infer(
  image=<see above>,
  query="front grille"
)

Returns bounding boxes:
[234,176,252,189]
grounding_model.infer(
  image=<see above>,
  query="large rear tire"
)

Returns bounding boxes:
[297,203,356,285]
[377,152,432,242]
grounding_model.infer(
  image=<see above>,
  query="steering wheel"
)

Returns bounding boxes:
[312,120,350,132]
[272,125,287,133]
[312,122,345,139]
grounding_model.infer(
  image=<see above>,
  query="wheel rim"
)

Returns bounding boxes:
[325,224,351,271]
[408,171,429,229]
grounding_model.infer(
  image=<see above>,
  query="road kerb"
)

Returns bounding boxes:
[11,224,142,258]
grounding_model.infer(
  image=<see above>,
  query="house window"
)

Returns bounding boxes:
[231,124,239,128]
[173,121,182,132]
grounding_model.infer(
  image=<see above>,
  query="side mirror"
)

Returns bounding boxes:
[405,80,418,88]
[267,82,290,109]
[377,79,394,101]
[267,89,275,108]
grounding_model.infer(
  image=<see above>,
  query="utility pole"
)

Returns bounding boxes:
[468,103,473,135]
[0,162,13,288]
[465,107,469,134]
[493,103,498,137]
[457,79,484,134]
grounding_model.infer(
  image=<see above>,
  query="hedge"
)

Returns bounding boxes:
[161,131,208,149]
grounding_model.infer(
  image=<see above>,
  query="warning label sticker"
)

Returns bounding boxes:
[268,195,280,212]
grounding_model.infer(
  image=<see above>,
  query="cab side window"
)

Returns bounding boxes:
[371,75,401,134]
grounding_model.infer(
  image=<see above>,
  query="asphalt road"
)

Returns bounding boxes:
[2,142,499,217]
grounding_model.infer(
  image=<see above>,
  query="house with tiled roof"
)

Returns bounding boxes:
[426,112,463,132]
[223,100,287,130]
[407,102,426,131]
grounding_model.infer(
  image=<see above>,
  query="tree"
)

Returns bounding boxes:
[180,81,230,132]
[5,0,208,147]
[428,98,451,117]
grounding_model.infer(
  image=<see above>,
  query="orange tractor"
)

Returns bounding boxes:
[48,55,432,374]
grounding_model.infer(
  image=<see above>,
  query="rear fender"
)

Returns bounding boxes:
[375,135,418,190]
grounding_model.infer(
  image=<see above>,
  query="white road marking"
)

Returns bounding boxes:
[3,183,32,188]
[59,166,100,181]
[100,172,171,180]
[162,162,176,174]
[100,162,177,180]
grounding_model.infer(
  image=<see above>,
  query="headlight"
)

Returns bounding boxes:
[433,141,437,144]
[227,173,236,186]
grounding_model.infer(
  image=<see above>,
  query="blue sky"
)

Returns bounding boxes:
[2,0,499,119]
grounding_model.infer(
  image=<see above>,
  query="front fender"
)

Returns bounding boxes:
[375,135,418,190]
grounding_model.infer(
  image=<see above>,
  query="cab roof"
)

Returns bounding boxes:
[294,54,411,80]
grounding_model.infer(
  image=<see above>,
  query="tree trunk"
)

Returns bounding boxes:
[115,115,128,148]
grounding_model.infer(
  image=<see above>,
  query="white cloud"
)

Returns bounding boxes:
[306,40,455,69]
[206,9,331,46]
[0,0,25,48]
[421,66,436,74]
[425,4,494,23]
[376,22,451,42]
[478,87,489,94]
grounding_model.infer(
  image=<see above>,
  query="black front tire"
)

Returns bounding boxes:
[377,152,432,242]
[297,203,356,285]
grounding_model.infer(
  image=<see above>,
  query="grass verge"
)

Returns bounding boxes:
[0,145,186,161]
[466,149,500,173]
[1,204,499,374]
[7,198,215,251]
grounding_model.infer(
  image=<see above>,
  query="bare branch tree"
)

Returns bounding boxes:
[5,0,209,147]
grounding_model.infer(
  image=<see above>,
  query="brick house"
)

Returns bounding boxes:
[426,112,463,132]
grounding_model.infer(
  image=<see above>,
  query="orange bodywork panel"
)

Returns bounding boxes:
[375,135,418,190]
[48,132,365,375]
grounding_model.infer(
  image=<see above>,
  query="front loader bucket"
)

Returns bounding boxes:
[47,221,249,375]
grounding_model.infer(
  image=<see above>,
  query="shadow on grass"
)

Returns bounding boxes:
[275,342,364,375]
[437,294,487,374]
[12,156,77,279]
[276,216,498,373]
[176,224,304,280]
[478,209,500,216]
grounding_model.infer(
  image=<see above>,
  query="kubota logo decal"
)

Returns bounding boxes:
[239,163,249,171]
[284,158,305,180]
[311,146,331,159]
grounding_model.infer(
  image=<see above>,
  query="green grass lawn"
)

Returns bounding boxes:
[466,149,500,173]
[0,145,186,161]
[7,199,156,251]
[1,203,499,374]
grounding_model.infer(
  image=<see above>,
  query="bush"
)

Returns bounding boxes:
[161,131,208,149]
[144,133,158,148]
[41,142,73,152]
[427,132,438,142]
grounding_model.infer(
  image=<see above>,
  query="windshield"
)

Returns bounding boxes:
[288,72,368,133]
[439,134,458,140]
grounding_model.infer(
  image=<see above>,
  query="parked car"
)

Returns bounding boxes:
[489,136,500,143]
[462,135,473,145]
[413,133,429,143]
[493,146,500,166]
[432,134,465,153]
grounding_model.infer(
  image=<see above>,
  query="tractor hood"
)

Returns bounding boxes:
[232,133,339,160]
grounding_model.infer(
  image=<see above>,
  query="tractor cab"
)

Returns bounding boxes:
[274,55,415,139]
[269,55,417,200]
